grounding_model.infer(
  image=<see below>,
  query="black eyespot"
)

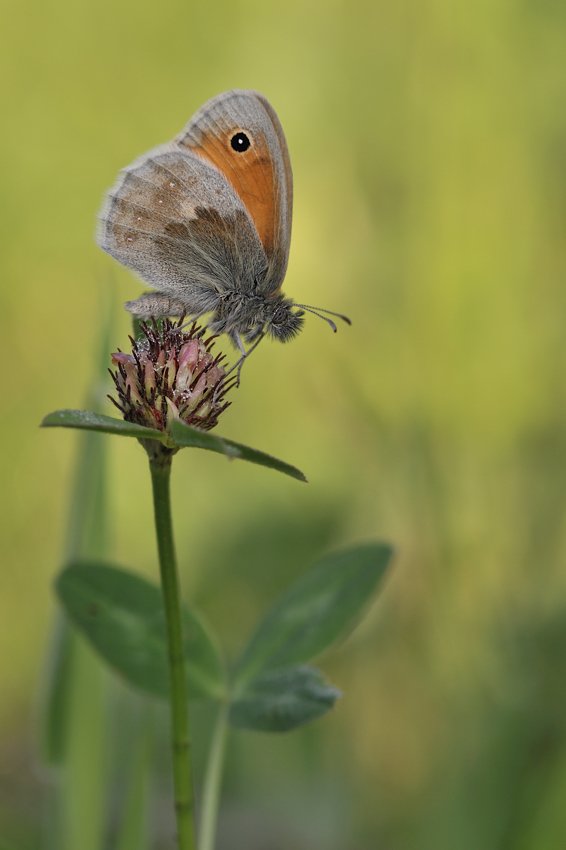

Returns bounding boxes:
[230,132,251,152]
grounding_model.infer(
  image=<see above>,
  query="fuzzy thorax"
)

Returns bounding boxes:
[208,293,305,344]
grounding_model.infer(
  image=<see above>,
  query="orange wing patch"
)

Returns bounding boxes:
[183,129,277,260]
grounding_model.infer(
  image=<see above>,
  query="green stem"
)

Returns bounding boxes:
[149,452,196,850]
[199,704,229,850]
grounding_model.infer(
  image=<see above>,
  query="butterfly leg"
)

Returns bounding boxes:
[230,333,265,386]
[173,310,211,333]
[211,333,265,403]
[235,333,265,384]
[221,334,264,386]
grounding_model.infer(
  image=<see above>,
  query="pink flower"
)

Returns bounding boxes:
[109,319,234,433]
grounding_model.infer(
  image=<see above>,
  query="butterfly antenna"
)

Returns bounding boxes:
[300,307,338,332]
[295,304,352,326]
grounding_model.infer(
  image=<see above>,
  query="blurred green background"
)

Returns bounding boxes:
[2,0,566,847]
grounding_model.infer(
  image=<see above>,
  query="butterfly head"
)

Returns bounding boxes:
[244,296,304,344]
[267,298,305,342]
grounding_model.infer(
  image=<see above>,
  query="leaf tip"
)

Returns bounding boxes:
[40,410,61,428]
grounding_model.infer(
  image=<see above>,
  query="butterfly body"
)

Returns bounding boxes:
[97,90,304,349]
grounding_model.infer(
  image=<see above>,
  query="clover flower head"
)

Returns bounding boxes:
[109,319,233,433]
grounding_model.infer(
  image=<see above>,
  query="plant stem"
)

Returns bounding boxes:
[149,451,196,850]
[199,704,229,850]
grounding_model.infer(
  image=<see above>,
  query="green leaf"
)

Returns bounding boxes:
[56,562,226,701]
[234,543,393,686]
[41,410,166,442]
[229,665,340,732]
[170,420,307,482]
[169,419,241,457]
[42,412,307,481]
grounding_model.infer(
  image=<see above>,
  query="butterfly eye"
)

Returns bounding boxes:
[230,132,251,152]
[272,306,287,325]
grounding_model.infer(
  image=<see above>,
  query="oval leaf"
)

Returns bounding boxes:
[170,420,307,482]
[56,562,226,700]
[234,543,393,686]
[229,665,340,733]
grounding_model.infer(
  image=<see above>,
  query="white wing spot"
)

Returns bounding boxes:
[169,182,176,188]
[126,237,133,242]
[137,216,142,221]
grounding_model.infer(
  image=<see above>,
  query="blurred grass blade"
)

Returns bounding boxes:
[40,420,110,765]
[39,295,114,850]
[170,420,307,481]
[39,620,75,767]
[57,562,227,700]
[229,665,341,732]
[234,543,393,687]
[114,704,154,850]
[48,636,109,850]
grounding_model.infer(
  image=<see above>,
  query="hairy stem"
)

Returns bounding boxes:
[149,451,196,850]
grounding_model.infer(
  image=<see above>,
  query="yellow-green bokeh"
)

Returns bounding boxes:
[2,0,566,846]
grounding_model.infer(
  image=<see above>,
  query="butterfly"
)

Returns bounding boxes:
[97,89,349,374]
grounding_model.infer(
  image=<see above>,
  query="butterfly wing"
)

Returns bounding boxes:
[176,89,293,296]
[97,141,268,316]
